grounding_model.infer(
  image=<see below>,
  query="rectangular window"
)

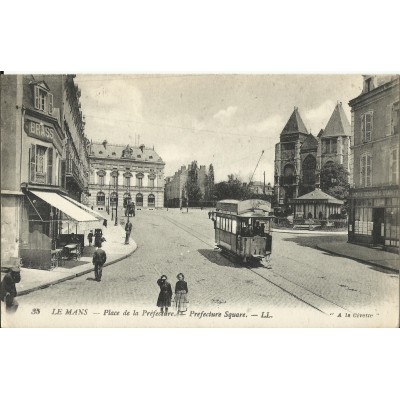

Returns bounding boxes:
[149,178,155,188]
[391,148,398,184]
[99,175,105,186]
[231,219,237,234]
[124,176,131,187]
[360,154,372,187]
[47,147,53,185]
[362,112,373,142]
[137,177,143,187]
[48,93,53,115]
[34,86,40,109]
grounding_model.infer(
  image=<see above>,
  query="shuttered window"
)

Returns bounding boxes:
[360,153,372,187]
[34,86,40,109]
[391,148,398,184]
[362,112,373,142]
[30,144,36,182]
[47,147,53,184]
[48,93,53,115]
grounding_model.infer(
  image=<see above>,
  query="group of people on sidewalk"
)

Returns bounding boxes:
[156,273,189,315]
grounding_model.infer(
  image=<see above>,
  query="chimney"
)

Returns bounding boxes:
[102,140,107,149]
[139,144,145,153]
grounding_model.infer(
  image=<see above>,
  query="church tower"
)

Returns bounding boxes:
[274,107,309,209]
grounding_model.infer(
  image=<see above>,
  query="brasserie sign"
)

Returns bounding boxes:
[24,118,63,153]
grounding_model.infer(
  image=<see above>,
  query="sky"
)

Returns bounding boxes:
[75,75,363,184]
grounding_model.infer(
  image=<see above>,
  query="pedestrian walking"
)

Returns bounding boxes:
[0,265,21,313]
[94,230,103,247]
[125,220,133,245]
[174,273,189,315]
[92,247,107,282]
[156,275,172,315]
[103,219,108,228]
[87,230,93,246]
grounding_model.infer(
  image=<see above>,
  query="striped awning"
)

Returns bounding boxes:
[30,190,98,222]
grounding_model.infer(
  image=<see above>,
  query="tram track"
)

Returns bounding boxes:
[159,213,350,315]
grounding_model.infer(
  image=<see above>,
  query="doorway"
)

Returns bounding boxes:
[372,208,385,246]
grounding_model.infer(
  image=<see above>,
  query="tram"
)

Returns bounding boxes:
[213,199,273,263]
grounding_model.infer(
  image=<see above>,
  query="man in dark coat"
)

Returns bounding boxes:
[125,221,133,245]
[1,266,21,313]
[92,247,107,282]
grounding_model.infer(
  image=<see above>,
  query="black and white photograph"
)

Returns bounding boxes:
[1,73,398,328]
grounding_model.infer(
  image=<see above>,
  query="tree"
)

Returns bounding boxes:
[186,160,203,205]
[214,174,250,200]
[320,162,349,201]
[205,164,215,202]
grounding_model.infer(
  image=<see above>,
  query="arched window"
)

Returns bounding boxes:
[302,155,316,186]
[123,192,132,208]
[136,193,143,207]
[110,191,118,206]
[148,194,155,207]
[283,164,295,185]
[96,191,105,205]
[284,164,295,176]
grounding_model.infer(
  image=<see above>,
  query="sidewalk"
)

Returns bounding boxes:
[273,227,347,235]
[2,217,137,296]
[317,241,399,273]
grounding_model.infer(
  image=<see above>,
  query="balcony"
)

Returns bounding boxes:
[65,159,86,191]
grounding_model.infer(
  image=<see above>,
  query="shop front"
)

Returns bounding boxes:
[348,187,399,253]
[20,189,100,269]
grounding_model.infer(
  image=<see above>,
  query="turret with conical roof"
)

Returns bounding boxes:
[320,102,351,138]
[280,107,309,137]
[317,102,352,185]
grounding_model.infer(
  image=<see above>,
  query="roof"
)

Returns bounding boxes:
[280,108,309,136]
[317,129,324,138]
[320,103,351,138]
[90,142,164,163]
[300,133,318,152]
[217,199,272,214]
[290,188,343,204]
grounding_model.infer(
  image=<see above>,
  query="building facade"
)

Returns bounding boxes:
[248,181,274,197]
[87,142,165,211]
[348,75,399,252]
[274,103,352,211]
[1,74,91,267]
[164,162,211,207]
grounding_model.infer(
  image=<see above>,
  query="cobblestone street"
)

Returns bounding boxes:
[12,208,399,327]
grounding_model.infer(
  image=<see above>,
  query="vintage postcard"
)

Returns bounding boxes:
[1,73,399,328]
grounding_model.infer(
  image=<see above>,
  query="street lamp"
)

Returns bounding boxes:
[114,194,118,226]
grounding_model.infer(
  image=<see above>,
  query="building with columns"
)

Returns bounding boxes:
[274,103,352,211]
[87,142,165,211]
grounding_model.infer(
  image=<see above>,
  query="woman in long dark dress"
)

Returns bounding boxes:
[174,273,189,315]
[156,275,173,315]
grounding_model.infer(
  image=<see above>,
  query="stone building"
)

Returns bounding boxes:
[248,181,274,197]
[348,75,399,252]
[87,142,165,211]
[274,103,352,210]
[165,162,210,207]
[1,74,94,268]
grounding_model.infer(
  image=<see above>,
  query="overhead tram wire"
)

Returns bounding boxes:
[83,113,280,143]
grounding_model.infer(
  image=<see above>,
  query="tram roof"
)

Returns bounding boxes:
[216,199,272,216]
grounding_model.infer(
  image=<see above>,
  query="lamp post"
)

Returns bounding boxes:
[114,172,119,226]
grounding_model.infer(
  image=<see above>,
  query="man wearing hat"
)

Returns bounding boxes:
[1,265,21,313]
[92,246,107,282]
